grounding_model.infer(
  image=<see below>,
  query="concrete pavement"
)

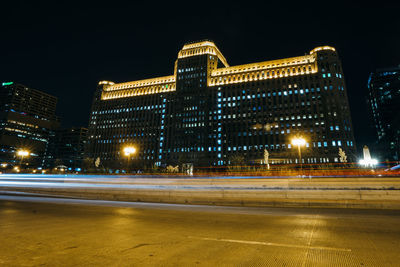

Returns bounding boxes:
[0,196,400,266]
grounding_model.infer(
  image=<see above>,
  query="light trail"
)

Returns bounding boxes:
[1,174,400,192]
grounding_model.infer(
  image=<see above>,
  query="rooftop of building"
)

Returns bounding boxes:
[1,81,58,100]
[98,41,337,99]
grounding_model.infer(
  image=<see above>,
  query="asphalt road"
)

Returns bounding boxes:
[0,196,400,266]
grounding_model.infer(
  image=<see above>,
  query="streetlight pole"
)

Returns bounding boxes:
[123,146,136,174]
[17,149,30,170]
[297,144,302,174]
[291,137,306,177]
[127,154,131,173]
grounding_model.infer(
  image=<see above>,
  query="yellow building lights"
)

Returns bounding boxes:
[99,43,336,100]
[178,40,229,67]
[208,57,318,86]
[101,82,176,100]
[103,75,175,91]
[98,81,115,85]
[310,46,336,54]
[100,76,176,100]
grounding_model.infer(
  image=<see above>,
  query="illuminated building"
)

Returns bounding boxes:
[0,82,59,167]
[86,40,356,169]
[368,66,400,161]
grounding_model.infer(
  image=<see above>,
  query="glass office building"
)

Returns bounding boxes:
[368,66,400,161]
[0,82,59,167]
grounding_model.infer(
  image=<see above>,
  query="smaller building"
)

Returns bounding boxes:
[0,82,59,168]
[47,127,88,170]
[368,66,400,162]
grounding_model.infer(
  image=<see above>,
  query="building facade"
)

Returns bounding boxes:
[46,127,88,170]
[368,66,400,162]
[86,40,356,169]
[0,82,59,167]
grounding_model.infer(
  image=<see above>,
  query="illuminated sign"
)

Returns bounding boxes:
[2,82,13,86]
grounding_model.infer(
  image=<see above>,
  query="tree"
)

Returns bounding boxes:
[264,149,270,169]
[228,154,245,171]
[166,165,179,173]
[339,148,347,163]
[82,157,94,171]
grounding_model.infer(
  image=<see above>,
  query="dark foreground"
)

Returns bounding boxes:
[0,196,399,266]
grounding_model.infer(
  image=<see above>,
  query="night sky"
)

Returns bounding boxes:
[1,2,400,152]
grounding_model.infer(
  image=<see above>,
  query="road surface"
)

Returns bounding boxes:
[0,194,399,266]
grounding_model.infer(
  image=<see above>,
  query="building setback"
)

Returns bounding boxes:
[368,66,400,162]
[86,40,356,169]
[0,82,59,167]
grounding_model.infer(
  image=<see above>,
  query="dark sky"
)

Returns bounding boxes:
[1,1,400,149]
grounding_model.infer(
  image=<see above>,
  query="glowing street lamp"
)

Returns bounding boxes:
[359,145,378,167]
[359,158,378,167]
[17,150,30,157]
[16,149,30,167]
[123,146,136,157]
[123,146,136,173]
[291,137,306,175]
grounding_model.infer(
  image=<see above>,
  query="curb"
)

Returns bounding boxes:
[1,186,400,210]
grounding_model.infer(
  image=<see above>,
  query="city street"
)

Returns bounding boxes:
[0,195,399,266]
[2,2,400,266]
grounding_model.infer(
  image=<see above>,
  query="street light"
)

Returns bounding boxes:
[16,149,30,168]
[291,137,306,176]
[359,145,378,168]
[123,146,136,173]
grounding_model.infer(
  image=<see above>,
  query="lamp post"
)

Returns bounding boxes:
[16,149,30,169]
[291,137,306,176]
[123,146,136,173]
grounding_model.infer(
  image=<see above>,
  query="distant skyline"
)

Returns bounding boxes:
[1,2,400,150]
